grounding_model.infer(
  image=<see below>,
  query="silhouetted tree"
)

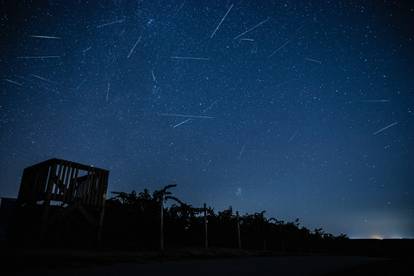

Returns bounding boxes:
[94,186,348,251]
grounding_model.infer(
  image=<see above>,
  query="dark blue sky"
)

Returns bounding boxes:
[1,0,413,238]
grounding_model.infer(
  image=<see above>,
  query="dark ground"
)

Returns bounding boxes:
[1,248,412,276]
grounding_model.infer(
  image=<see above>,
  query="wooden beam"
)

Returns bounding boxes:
[40,163,57,239]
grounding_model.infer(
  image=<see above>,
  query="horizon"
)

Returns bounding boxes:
[0,157,412,240]
[1,1,413,240]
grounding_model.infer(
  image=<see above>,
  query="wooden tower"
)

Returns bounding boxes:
[17,158,109,245]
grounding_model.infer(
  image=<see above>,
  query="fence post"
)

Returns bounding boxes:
[160,195,164,251]
[204,203,208,249]
[236,211,241,249]
[263,218,267,250]
[97,172,108,246]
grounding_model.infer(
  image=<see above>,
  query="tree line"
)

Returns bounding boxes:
[6,184,347,251]
[102,184,348,251]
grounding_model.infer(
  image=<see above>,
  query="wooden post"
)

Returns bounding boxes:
[41,163,56,239]
[160,195,164,251]
[97,172,108,245]
[203,203,208,249]
[263,218,267,250]
[236,211,241,249]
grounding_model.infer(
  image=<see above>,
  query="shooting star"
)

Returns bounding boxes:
[202,100,218,113]
[82,46,92,53]
[177,1,186,13]
[151,70,157,82]
[159,113,214,119]
[30,74,58,85]
[173,118,192,128]
[76,79,86,90]
[96,18,125,28]
[210,4,234,39]
[15,75,31,82]
[233,17,270,40]
[3,79,23,87]
[173,1,186,17]
[360,99,390,103]
[238,144,246,159]
[305,57,322,64]
[16,56,60,59]
[288,130,298,143]
[373,122,398,136]
[170,56,210,61]
[268,40,290,57]
[30,35,61,40]
[127,36,142,59]
[106,81,110,102]
[240,38,255,42]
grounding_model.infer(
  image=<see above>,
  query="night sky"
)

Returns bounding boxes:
[1,1,413,239]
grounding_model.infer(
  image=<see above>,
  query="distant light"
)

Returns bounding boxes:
[370,234,383,240]
[235,187,242,197]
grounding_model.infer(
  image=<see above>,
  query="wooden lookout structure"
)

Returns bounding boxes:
[16,158,109,246]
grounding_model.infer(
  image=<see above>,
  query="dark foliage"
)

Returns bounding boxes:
[102,185,348,251]
[5,184,348,251]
